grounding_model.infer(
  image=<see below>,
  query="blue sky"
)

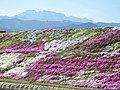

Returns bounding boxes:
[0,0,120,22]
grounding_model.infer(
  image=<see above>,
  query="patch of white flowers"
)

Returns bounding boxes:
[0,53,21,69]
[26,31,37,42]
[112,27,120,31]
[45,33,95,52]
[103,50,120,58]
[3,54,46,79]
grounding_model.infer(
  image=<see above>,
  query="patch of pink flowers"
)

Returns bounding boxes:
[83,30,120,51]
[24,53,120,89]
[1,41,45,53]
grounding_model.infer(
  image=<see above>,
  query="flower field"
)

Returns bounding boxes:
[0,28,120,90]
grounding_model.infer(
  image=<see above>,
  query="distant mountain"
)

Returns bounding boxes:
[0,18,120,31]
[0,16,11,19]
[0,19,80,30]
[0,18,97,31]
[96,22,120,27]
[64,23,98,29]
[0,10,92,23]
[0,10,120,31]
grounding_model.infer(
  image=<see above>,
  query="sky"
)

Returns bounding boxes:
[0,0,120,22]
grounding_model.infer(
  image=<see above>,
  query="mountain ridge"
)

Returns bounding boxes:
[0,10,120,31]
[0,18,120,31]
[0,18,96,31]
[0,10,92,23]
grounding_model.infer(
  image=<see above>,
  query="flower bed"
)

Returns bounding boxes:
[0,28,120,90]
[83,30,120,52]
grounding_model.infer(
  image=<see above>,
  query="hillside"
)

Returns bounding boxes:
[0,28,120,90]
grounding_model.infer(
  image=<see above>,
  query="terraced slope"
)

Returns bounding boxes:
[0,28,120,90]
